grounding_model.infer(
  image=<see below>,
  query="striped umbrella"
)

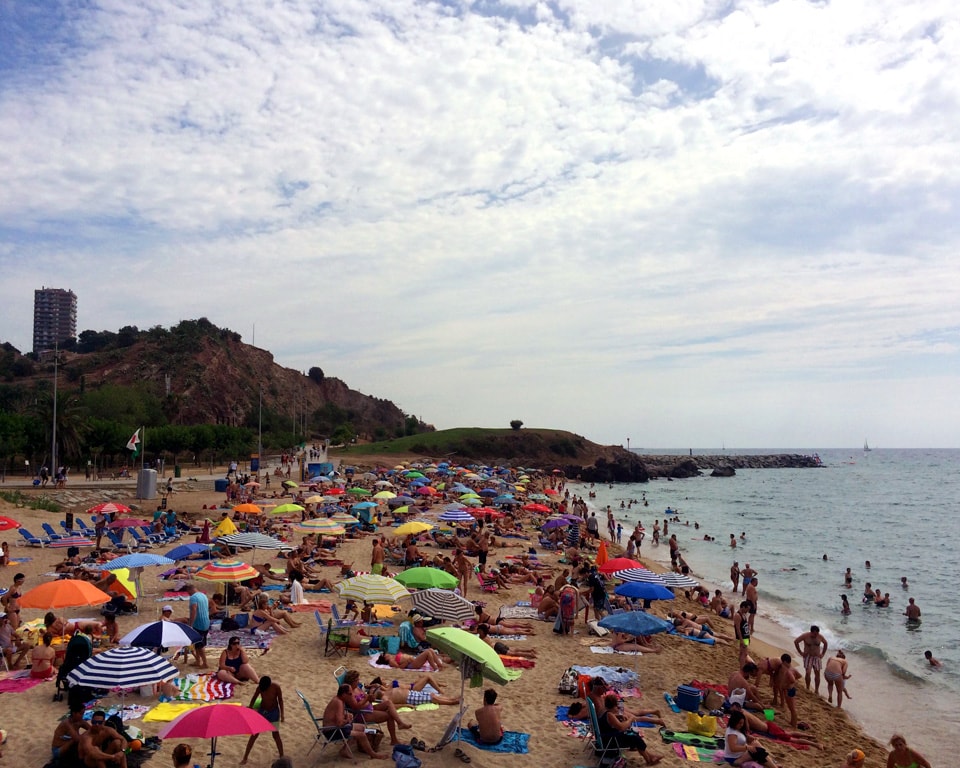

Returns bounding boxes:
[613,568,668,585]
[337,574,411,605]
[216,533,293,551]
[329,512,361,527]
[658,572,701,589]
[295,519,346,536]
[120,620,201,648]
[438,508,475,523]
[87,502,133,516]
[195,560,260,583]
[411,588,475,623]
[68,646,178,700]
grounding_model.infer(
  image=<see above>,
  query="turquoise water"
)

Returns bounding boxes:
[571,448,957,761]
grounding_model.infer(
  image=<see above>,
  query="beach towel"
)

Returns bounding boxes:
[590,646,641,656]
[489,633,527,641]
[455,728,529,753]
[395,703,440,713]
[671,742,724,761]
[143,702,212,722]
[290,600,332,613]
[161,674,235,702]
[498,605,540,621]
[570,665,639,688]
[158,592,190,601]
[499,655,535,668]
[205,629,273,651]
[0,676,46,693]
[367,655,437,672]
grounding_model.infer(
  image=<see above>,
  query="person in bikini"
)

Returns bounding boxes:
[824,650,852,707]
[321,684,388,759]
[377,649,444,670]
[477,623,537,658]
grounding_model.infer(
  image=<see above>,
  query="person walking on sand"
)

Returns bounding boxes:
[734,601,751,667]
[794,625,828,694]
[240,676,284,764]
[825,650,851,707]
[184,584,210,669]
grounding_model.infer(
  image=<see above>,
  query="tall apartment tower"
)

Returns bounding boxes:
[33,287,77,353]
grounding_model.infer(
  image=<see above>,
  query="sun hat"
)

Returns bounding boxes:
[162,605,173,612]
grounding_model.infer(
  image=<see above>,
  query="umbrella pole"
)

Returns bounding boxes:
[209,735,217,768]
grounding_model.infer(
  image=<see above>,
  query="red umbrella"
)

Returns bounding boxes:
[158,703,276,768]
[0,516,21,532]
[108,518,152,529]
[87,502,133,515]
[521,503,551,513]
[469,508,504,519]
[598,557,645,575]
[325,487,345,495]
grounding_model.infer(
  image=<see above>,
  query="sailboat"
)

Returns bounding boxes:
[863,439,872,453]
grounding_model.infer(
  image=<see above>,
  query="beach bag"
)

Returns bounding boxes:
[385,636,401,654]
[748,746,769,765]
[728,688,747,707]
[392,743,422,768]
[221,616,240,631]
[703,690,724,712]
[686,712,718,737]
[558,667,579,695]
[233,613,249,629]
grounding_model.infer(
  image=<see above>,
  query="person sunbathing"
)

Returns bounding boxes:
[729,702,823,748]
[376,649,444,671]
[672,616,732,643]
[610,631,662,654]
[477,624,537,659]
[474,606,536,633]
[368,674,461,706]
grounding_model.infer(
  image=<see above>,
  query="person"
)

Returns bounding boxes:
[844,748,866,767]
[734,601,751,667]
[730,562,740,593]
[251,594,301,633]
[727,663,763,709]
[924,650,942,668]
[825,650,851,707]
[52,704,89,765]
[727,701,822,749]
[477,623,537,658]
[79,710,127,768]
[376,649,443,670]
[474,605,536,633]
[102,614,120,644]
[0,612,28,669]
[240,676,284,764]
[172,743,193,767]
[598,693,663,765]
[794,625,828,693]
[740,564,756,595]
[904,598,921,623]
[217,637,260,684]
[184,584,210,669]
[341,670,413,744]
[467,688,505,745]
[722,709,780,767]
[844,568,853,588]
[371,538,384,575]
[841,594,851,615]
[31,632,57,679]
[609,631,662,655]
[322,684,388,759]
[744,577,758,633]
[886,734,932,768]
[901,576,909,589]
[772,653,801,728]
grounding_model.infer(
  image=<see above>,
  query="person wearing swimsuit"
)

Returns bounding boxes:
[886,734,931,768]
[216,637,260,684]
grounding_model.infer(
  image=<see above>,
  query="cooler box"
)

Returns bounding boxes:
[214,479,229,492]
[676,684,702,712]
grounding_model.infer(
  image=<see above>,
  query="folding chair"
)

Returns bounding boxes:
[330,604,356,628]
[585,697,623,767]
[297,688,355,759]
[324,618,351,657]
[476,572,498,593]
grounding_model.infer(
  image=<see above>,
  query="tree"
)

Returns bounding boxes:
[510,420,523,431]
[308,367,325,384]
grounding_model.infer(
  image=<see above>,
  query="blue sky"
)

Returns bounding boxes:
[2,0,959,448]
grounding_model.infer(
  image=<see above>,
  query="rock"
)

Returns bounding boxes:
[711,466,736,477]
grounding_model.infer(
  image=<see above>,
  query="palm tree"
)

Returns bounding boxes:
[30,385,88,466]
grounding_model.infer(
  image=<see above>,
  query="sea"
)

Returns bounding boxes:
[570,448,956,763]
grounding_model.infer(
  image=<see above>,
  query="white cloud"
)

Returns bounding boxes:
[1,0,959,447]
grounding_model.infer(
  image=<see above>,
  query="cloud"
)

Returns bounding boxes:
[1,0,958,447]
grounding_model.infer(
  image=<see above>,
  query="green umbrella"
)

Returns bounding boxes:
[394,567,458,590]
[347,488,372,496]
[425,627,521,686]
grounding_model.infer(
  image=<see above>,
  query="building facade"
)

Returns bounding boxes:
[33,287,77,353]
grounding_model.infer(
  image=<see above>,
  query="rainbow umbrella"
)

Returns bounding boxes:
[337,574,410,605]
[295,519,346,536]
[195,560,259,583]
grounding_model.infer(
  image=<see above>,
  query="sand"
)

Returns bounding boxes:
[0,472,892,768]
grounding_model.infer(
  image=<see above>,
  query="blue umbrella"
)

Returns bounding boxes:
[105,553,175,570]
[352,501,378,510]
[478,489,498,497]
[598,610,675,636]
[165,543,212,561]
[614,582,675,601]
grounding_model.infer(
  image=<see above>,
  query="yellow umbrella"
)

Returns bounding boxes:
[304,495,324,504]
[394,521,434,537]
[373,491,396,499]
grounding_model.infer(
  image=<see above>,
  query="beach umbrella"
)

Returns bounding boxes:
[217,533,293,551]
[540,518,571,531]
[195,560,260,583]
[303,495,325,504]
[613,582,675,601]
[438,508,475,524]
[478,488,498,497]
[120,620,201,648]
[596,540,609,567]
[295,519,346,536]
[269,504,305,516]
[394,521,434,537]
[68,646,178,712]
[492,495,516,505]
[347,487,371,496]
[108,517,151,529]
[394,567,458,590]
[614,568,667,586]
[598,557,644,575]
[469,507,503,518]
[87,502,134,516]
[0,516,21,531]
[20,579,113,610]
[521,503,551,514]
[352,501,378,510]
[232,503,263,515]
[527,493,549,501]
[459,497,483,507]
[281,480,298,489]
[658,573,701,589]
[374,480,394,488]
[165,543,211,561]
[337,574,411,605]
[325,487,345,495]
[159,702,276,768]
[410,589,475,623]
[105,553,175,570]
[416,486,439,496]
[598,610,674,636]
[459,493,480,501]
[329,512,360,525]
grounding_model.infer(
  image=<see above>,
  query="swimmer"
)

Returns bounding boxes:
[840,595,851,615]
[900,576,909,590]
[923,650,941,668]
[864,560,871,569]
[903,597,921,623]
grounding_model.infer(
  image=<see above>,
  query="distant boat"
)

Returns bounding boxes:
[864,440,872,453]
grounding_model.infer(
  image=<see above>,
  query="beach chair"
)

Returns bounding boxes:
[105,530,133,553]
[476,572,498,593]
[297,688,356,759]
[58,521,84,537]
[17,527,50,547]
[127,529,156,549]
[75,517,95,536]
[585,696,623,767]
[41,523,66,541]
[330,604,357,628]
[324,618,351,657]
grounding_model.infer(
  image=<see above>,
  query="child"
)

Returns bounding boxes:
[772,654,801,728]
[240,676,284,765]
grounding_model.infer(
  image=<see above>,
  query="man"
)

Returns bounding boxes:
[825,650,851,707]
[772,654,801,728]
[904,597,921,623]
[727,662,763,709]
[467,688,504,745]
[322,684,387,759]
[745,576,759,633]
[79,710,127,768]
[734,601,751,667]
[370,538,384,575]
[924,650,941,668]
[477,624,537,659]
[0,613,28,669]
[794,625,828,693]
[585,512,599,541]
[583,566,607,622]
[740,563,756,595]
[184,584,210,669]
[52,704,89,764]
[668,534,680,566]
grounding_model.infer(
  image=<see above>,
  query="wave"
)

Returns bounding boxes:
[845,642,927,685]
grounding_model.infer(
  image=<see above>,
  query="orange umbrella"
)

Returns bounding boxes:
[20,579,113,609]
[232,503,263,515]
[596,540,609,567]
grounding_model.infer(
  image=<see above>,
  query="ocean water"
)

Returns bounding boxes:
[570,448,957,762]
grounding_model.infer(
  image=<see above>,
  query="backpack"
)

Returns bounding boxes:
[392,744,422,768]
[558,666,579,695]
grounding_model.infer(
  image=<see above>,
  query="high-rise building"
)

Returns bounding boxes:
[33,287,77,353]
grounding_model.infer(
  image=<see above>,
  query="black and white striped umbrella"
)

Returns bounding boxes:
[613,568,668,585]
[216,533,293,550]
[410,588,475,624]
[120,620,201,648]
[67,646,178,690]
[658,572,701,589]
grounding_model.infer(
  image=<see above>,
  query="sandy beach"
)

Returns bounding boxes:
[0,469,897,768]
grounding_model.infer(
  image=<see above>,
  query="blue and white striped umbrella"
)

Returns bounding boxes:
[120,620,201,648]
[438,508,475,523]
[104,553,175,570]
[658,572,701,589]
[68,646,178,690]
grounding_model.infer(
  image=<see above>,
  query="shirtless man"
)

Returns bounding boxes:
[322,685,388,759]
[730,562,741,594]
[79,711,127,768]
[794,625,828,693]
[370,538,385,575]
[468,688,505,745]
[904,597,921,623]
[745,577,759,633]
[824,650,851,707]
[52,704,89,765]
[728,663,764,708]
[772,654,801,728]
[924,650,942,668]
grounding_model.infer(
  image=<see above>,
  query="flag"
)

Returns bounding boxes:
[126,428,142,458]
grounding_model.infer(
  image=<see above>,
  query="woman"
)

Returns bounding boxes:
[723,710,779,767]
[30,633,57,679]
[474,605,535,633]
[597,693,663,765]
[825,650,852,707]
[610,631,661,654]
[886,734,932,768]
[341,670,412,744]
[377,649,443,671]
[251,595,301,634]
[537,586,560,620]
[216,637,259,684]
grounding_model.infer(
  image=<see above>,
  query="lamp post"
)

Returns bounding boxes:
[51,343,59,473]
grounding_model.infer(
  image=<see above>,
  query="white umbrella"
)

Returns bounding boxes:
[411,589,475,624]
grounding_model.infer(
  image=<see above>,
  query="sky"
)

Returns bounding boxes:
[2,0,959,449]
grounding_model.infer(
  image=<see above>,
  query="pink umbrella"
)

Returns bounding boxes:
[108,518,152,529]
[158,703,276,768]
